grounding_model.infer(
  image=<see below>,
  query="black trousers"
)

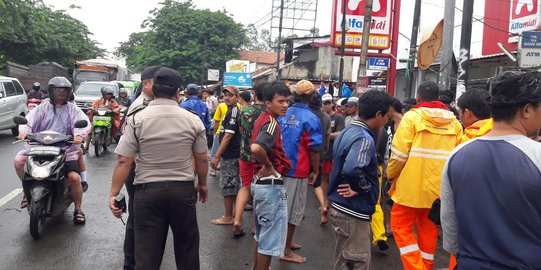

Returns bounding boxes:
[134,182,200,270]
[123,165,136,270]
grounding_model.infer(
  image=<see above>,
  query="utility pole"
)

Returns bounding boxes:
[275,0,285,81]
[355,0,373,96]
[338,0,347,97]
[456,0,474,101]
[405,0,421,98]
[438,0,455,92]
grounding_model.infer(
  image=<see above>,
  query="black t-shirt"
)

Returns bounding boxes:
[219,106,241,159]
[324,113,345,160]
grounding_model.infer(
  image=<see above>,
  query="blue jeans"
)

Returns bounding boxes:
[210,134,220,158]
[251,180,288,257]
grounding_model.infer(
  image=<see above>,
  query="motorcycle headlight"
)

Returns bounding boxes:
[31,166,50,180]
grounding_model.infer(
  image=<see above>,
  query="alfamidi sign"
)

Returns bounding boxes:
[509,0,541,33]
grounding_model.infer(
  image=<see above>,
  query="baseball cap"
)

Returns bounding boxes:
[294,80,315,95]
[345,96,359,106]
[222,85,239,96]
[322,94,333,102]
[336,98,346,106]
[153,67,181,89]
[141,65,161,81]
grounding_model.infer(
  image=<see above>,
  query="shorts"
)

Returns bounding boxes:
[239,159,254,186]
[62,161,81,175]
[322,160,333,175]
[284,176,308,226]
[251,181,288,257]
[219,158,241,196]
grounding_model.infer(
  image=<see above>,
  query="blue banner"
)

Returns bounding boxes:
[521,31,541,49]
[367,57,389,70]
[223,72,253,87]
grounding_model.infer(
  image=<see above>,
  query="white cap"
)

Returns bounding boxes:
[336,98,346,106]
[322,94,333,102]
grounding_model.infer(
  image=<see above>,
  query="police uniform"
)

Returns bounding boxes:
[119,67,158,270]
[115,68,207,270]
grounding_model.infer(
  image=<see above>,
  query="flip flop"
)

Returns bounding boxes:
[232,230,246,239]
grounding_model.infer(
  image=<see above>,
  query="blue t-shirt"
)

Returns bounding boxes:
[441,135,541,269]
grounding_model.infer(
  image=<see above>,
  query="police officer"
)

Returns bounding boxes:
[109,67,209,270]
[116,65,161,270]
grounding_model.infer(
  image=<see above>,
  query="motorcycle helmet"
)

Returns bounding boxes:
[101,86,114,98]
[47,76,73,105]
[32,82,40,91]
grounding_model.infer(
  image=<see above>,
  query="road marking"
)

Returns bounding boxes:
[0,188,23,208]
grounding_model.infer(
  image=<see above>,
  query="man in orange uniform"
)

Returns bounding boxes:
[447,88,492,269]
[387,81,462,270]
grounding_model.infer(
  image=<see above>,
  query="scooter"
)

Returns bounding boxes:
[27,98,41,111]
[13,116,88,240]
[91,108,113,157]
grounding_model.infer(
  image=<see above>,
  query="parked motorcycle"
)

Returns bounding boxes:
[13,116,87,240]
[91,107,113,156]
[27,98,42,111]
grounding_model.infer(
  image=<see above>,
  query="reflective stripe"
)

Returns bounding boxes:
[409,153,449,160]
[391,155,407,162]
[399,244,419,255]
[391,146,409,158]
[411,147,451,155]
[420,251,434,260]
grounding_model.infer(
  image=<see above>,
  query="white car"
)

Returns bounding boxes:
[0,76,28,136]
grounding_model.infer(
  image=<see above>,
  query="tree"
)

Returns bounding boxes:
[0,0,104,67]
[243,24,274,52]
[115,0,247,85]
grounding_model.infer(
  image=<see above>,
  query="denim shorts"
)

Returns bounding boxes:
[251,180,288,257]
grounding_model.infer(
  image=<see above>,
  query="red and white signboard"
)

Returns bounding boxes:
[509,0,541,33]
[331,0,392,49]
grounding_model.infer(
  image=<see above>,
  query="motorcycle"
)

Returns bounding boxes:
[91,108,113,157]
[13,116,87,240]
[27,98,42,111]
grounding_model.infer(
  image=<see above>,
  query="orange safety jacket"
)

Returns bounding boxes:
[457,118,493,145]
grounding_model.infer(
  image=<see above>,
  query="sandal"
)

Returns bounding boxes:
[73,210,86,225]
[20,196,28,209]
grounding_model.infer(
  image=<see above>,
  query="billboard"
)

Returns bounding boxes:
[223,72,252,87]
[483,0,517,55]
[367,57,389,70]
[509,0,541,33]
[519,31,541,67]
[331,0,392,50]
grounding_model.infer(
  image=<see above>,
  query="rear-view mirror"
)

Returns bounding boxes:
[74,120,88,128]
[0,92,4,98]
[13,116,28,125]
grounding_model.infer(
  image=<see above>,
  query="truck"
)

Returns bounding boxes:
[73,59,131,90]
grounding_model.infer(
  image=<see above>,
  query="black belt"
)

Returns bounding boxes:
[255,179,284,185]
[134,181,194,190]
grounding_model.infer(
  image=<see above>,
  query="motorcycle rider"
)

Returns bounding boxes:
[27,82,43,99]
[85,86,121,152]
[117,88,132,108]
[13,76,90,224]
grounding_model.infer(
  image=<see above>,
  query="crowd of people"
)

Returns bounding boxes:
[13,66,541,270]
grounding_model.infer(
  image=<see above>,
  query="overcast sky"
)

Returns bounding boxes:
[42,0,487,66]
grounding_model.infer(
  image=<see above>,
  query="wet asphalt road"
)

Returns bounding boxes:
[0,129,449,270]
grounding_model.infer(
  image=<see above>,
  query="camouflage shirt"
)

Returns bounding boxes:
[239,104,267,161]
